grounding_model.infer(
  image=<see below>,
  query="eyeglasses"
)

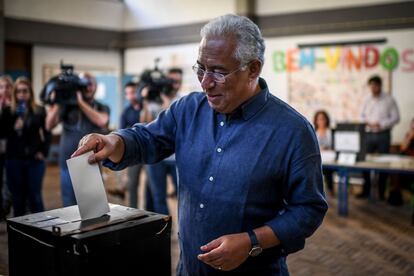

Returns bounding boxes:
[192,63,247,83]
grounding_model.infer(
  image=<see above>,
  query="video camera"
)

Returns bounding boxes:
[136,58,174,103]
[40,62,90,106]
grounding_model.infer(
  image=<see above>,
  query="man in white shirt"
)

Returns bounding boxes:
[359,75,400,199]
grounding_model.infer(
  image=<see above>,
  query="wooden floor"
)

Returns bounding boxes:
[0,164,413,275]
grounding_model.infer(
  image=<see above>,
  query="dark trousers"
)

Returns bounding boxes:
[147,160,178,215]
[6,159,46,217]
[323,168,334,195]
[0,154,4,218]
[362,130,390,198]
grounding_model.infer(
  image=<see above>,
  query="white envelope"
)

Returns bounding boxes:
[66,151,110,220]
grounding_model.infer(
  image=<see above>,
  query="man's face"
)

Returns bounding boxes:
[168,72,182,94]
[369,81,381,97]
[197,36,256,114]
[125,86,137,103]
[84,78,97,100]
[15,83,31,102]
[0,80,13,100]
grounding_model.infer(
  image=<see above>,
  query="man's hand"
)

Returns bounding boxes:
[368,122,381,131]
[71,133,125,164]
[14,117,24,131]
[35,152,45,160]
[76,91,85,105]
[197,233,251,271]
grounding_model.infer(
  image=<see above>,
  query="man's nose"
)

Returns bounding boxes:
[200,73,215,91]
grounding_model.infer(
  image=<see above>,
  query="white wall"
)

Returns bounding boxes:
[256,0,411,15]
[261,29,414,144]
[123,0,237,30]
[125,28,414,144]
[4,0,124,30]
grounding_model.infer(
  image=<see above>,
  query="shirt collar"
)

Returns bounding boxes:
[215,78,269,121]
[239,78,269,121]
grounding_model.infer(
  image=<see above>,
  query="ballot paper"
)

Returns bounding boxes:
[66,151,110,221]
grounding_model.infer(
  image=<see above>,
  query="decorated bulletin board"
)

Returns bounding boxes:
[284,45,392,125]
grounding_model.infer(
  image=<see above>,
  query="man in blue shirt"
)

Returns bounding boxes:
[108,81,143,206]
[73,14,327,275]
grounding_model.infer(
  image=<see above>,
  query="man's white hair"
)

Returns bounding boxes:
[200,14,265,66]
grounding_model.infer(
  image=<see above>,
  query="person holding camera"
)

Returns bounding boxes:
[3,77,50,216]
[46,73,110,207]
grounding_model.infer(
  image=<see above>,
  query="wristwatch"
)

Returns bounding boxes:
[247,230,263,257]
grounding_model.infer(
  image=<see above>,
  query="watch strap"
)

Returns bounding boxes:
[247,230,259,247]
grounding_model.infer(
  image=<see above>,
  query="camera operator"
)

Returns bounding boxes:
[144,67,182,215]
[46,73,110,207]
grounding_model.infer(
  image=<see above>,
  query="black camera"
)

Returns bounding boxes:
[40,62,89,105]
[136,59,174,103]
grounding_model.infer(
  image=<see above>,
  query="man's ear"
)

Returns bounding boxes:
[248,60,262,80]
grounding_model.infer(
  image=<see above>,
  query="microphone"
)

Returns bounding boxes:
[16,100,27,136]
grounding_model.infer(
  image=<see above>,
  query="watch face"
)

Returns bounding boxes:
[249,246,263,257]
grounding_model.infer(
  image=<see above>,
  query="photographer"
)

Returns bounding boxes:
[46,73,110,207]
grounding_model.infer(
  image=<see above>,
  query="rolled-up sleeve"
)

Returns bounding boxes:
[379,97,400,130]
[265,124,328,255]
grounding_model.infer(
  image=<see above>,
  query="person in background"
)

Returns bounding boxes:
[385,117,414,207]
[108,81,144,208]
[313,110,334,196]
[4,77,51,216]
[145,67,183,214]
[46,73,110,207]
[401,117,414,156]
[73,14,327,275]
[0,75,13,219]
[359,75,400,199]
[166,68,183,197]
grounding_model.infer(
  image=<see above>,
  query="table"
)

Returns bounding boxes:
[322,154,414,217]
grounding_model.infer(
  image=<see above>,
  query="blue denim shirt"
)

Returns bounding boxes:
[104,79,328,275]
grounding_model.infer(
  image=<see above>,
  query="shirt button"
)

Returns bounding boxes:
[220,121,224,126]
[199,203,204,209]
[217,148,222,153]
[209,176,214,182]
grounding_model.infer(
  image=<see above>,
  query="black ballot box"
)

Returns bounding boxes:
[7,204,171,276]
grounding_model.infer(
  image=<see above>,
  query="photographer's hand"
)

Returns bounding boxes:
[14,117,24,131]
[76,91,85,105]
[45,91,61,131]
[161,94,172,110]
[71,133,125,164]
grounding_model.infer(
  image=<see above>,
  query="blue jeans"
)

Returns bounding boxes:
[60,166,77,207]
[6,159,45,216]
[147,160,178,215]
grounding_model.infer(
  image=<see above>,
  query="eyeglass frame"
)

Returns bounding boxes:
[192,62,250,84]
